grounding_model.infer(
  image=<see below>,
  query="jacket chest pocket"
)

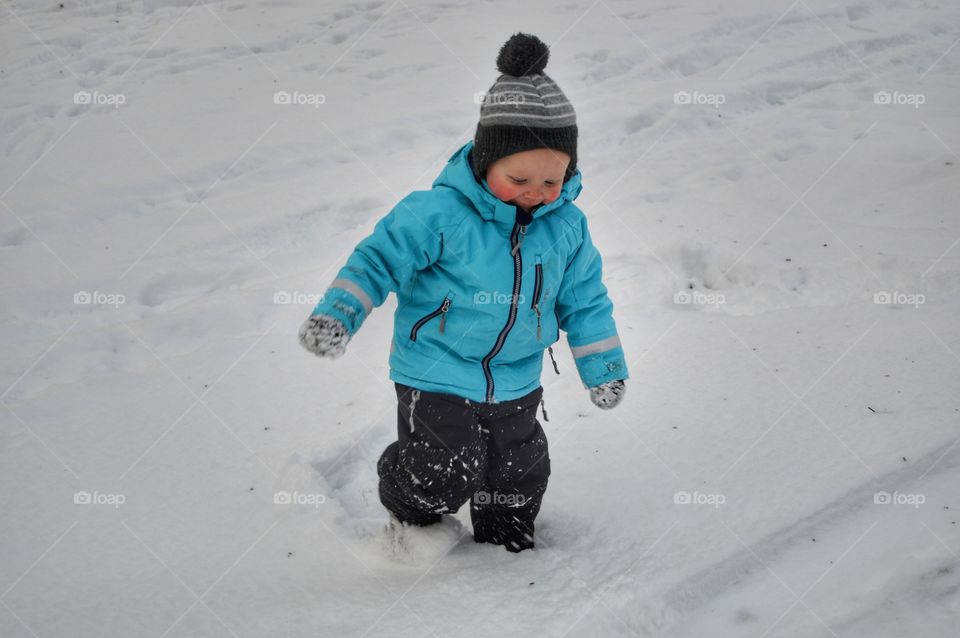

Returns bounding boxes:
[530,254,562,343]
[409,290,455,341]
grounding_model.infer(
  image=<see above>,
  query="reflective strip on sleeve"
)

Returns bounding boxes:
[569,335,622,359]
[329,278,374,315]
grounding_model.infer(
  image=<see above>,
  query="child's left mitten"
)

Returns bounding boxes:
[589,380,625,410]
[298,314,350,359]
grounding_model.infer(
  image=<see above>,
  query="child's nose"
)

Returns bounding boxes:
[524,187,544,199]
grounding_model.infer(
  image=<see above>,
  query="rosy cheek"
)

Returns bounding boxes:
[488,181,517,201]
[543,189,561,203]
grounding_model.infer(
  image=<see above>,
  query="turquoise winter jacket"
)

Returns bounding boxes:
[308,141,628,403]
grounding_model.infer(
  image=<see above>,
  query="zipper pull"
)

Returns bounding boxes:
[439,298,451,334]
[533,304,542,341]
[511,225,526,256]
[540,398,549,422]
[547,346,560,375]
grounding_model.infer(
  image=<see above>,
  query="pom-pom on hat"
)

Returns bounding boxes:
[472,33,578,183]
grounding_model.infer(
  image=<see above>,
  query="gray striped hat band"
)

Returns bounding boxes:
[479,74,576,128]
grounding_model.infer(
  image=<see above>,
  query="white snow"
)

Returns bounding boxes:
[2,0,959,636]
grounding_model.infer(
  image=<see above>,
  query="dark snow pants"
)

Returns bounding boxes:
[377,383,551,552]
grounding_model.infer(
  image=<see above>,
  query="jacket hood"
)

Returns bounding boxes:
[432,141,583,228]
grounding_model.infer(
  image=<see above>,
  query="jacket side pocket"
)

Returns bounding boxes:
[409,290,455,341]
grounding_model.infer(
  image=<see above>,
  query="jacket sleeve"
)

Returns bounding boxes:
[308,192,445,335]
[555,214,629,388]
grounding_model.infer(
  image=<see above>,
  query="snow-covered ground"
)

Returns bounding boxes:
[2,0,958,635]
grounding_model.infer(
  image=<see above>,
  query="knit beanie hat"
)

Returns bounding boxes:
[472,33,578,183]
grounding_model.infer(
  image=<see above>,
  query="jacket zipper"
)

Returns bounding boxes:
[531,256,543,341]
[482,222,523,403]
[510,224,527,256]
[531,255,560,375]
[410,292,453,341]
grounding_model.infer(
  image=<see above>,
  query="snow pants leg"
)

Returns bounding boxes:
[376,383,550,551]
[377,383,487,526]
[470,386,550,552]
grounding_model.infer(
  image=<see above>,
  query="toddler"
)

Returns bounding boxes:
[299,33,627,552]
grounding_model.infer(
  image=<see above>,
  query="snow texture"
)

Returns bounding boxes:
[1,0,959,636]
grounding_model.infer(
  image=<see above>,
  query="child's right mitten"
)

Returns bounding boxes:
[589,380,626,410]
[298,314,350,359]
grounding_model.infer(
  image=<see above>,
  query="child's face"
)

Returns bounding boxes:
[485,148,570,212]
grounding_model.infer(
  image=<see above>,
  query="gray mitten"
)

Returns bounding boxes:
[298,314,350,359]
[589,380,625,410]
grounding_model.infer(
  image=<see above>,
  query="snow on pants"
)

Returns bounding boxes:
[377,382,551,552]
